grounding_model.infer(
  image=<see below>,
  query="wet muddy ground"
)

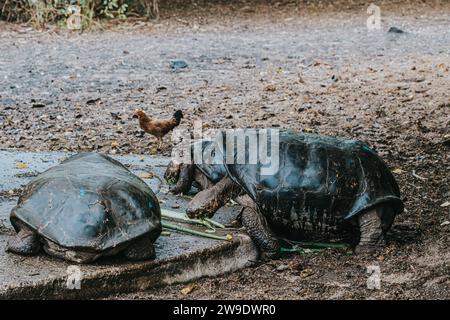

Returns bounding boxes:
[1,0,449,299]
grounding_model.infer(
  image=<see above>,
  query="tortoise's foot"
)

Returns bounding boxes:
[123,237,155,261]
[193,168,214,190]
[241,207,280,260]
[355,207,387,254]
[7,228,40,255]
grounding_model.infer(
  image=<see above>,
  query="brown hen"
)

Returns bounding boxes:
[134,109,183,149]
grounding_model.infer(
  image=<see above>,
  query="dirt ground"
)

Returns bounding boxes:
[0,0,449,299]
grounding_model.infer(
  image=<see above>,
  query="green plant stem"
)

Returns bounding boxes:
[161,209,226,229]
[280,247,323,253]
[285,240,349,249]
[161,221,231,241]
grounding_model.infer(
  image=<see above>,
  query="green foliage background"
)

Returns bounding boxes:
[0,0,159,27]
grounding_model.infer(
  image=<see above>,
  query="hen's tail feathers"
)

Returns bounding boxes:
[173,110,183,126]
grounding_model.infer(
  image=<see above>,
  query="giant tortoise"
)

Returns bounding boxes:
[6,153,161,263]
[165,129,403,259]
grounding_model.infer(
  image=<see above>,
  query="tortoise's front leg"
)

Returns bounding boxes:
[355,206,394,254]
[186,176,241,218]
[240,204,280,260]
[170,163,194,195]
[6,225,41,255]
[193,168,214,190]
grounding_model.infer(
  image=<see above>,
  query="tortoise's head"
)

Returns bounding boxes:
[164,160,181,185]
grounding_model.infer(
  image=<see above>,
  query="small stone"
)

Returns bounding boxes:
[388,27,405,34]
[440,201,450,207]
[288,275,301,283]
[170,60,188,71]
[275,264,289,272]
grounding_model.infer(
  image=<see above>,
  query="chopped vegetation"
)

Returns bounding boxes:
[161,221,232,241]
[161,209,226,229]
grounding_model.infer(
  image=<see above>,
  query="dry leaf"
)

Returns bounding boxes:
[111,141,119,148]
[300,268,314,278]
[181,285,195,295]
[15,162,29,169]
[440,221,450,226]
[440,201,450,207]
[140,172,154,179]
[392,168,406,174]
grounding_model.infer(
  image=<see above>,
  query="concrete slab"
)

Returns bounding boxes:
[0,150,258,299]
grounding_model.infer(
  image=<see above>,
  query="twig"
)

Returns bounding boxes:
[280,247,323,254]
[282,238,349,249]
[412,170,428,181]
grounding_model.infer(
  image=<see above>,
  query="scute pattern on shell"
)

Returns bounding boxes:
[10,153,161,251]
[198,129,403,236]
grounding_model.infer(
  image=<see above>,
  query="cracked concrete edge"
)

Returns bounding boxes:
[0,234,258,300]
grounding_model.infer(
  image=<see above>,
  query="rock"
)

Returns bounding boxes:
[288,275,301,283]
[86,98,101,105]
[275,264,289,272]
[388,27,405,34]
[170,60,188,71]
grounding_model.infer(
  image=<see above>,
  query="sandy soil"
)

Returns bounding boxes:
[0,0,449,299]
